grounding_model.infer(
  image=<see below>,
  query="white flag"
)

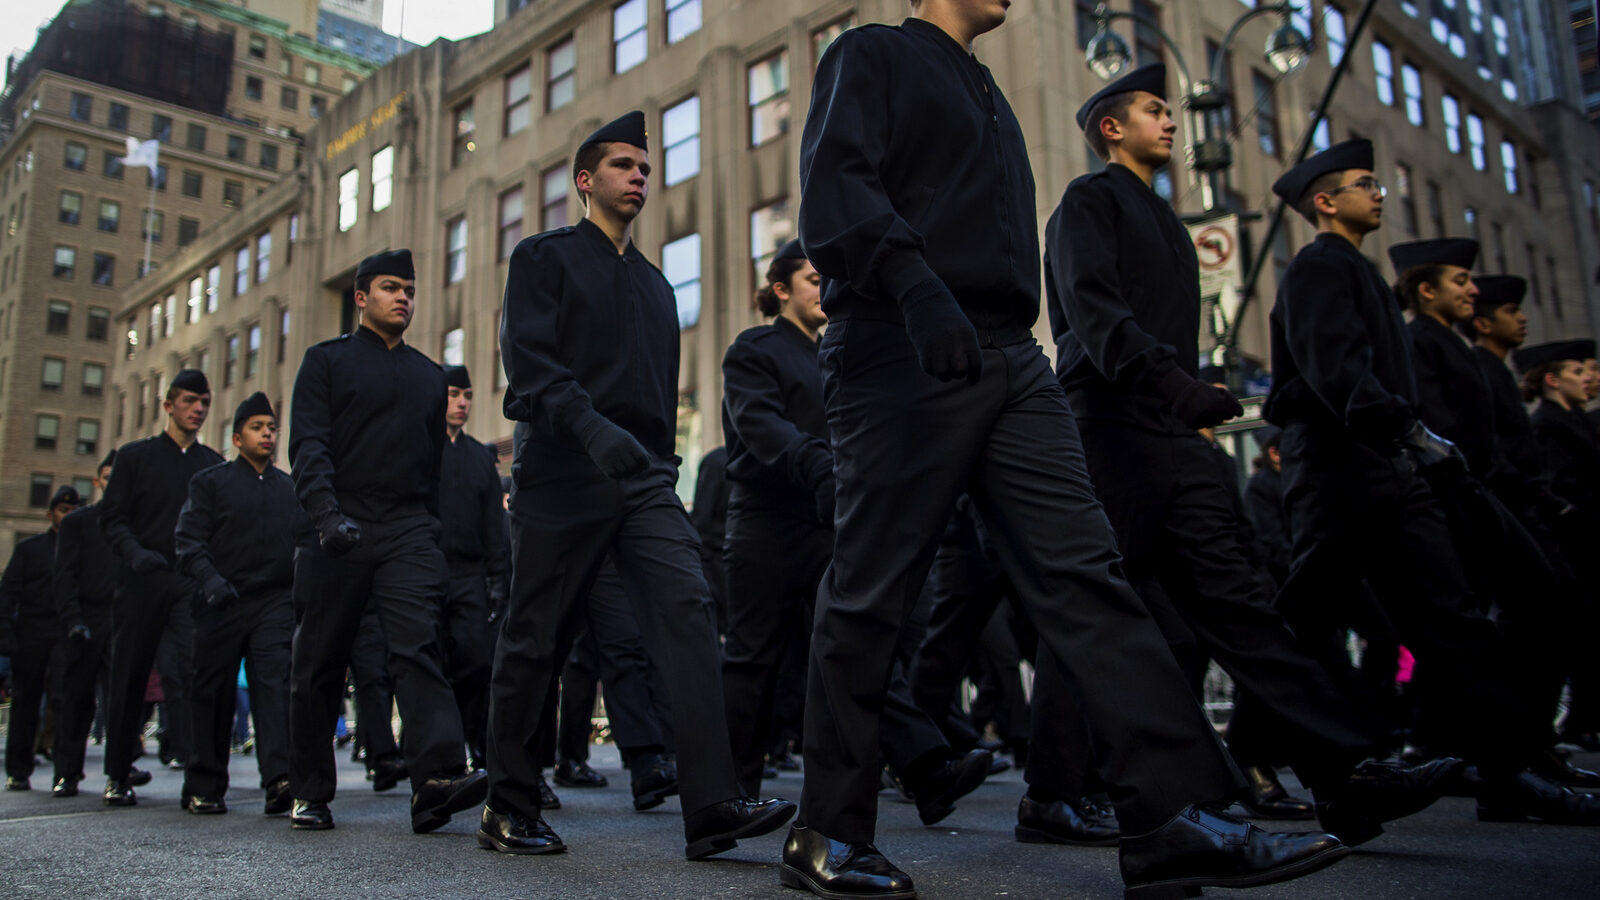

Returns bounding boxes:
[118,137,160,176]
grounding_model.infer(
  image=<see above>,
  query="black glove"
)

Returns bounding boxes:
[128,547,169,575]
[67,622,92,642]
[311,500,362,556]
[814,475,837,527]
[576,413,651,480]
[901,278,982,384]
[1155,365,1243,429]
[202,574,239,609]
[1401,421,1467,473]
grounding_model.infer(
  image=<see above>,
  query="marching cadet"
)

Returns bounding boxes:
[1243,425,1294,589]
[492,110,794,858]
[287,248,486,832]
[52,454,120,797]
[1048,63,1449,847]
[173,392,307,815]
[1264,139,1600,826]
[1,485,81,790]
[99,369,225,805]
[792,5,1349,898]
[437,365,510,771]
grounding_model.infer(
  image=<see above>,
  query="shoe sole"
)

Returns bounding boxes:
[290,819,335,830]
[634,784,679,811]
[553,778,608,788]
[412,776,491,834]
[779,865,917,900]
[1014,824,1119,847]
[476,829,568,855]
[684,802,798,860]
[103,798,137,807]
[53,790,78,798]
[186,806,228,815]
[1122,843,1351,899]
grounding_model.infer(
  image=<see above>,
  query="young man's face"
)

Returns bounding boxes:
[1583,359,1600,401]
[1474,303,1526,347]
[579,144,650,223]
[165,390,211,435]
[1420,266,1477,323]
[48,500,77,530]
[232,415,278,463]
[1317,168,1384,234]
[1109,92,1176,167]
[447,386,473,429]
[357,275,417,335]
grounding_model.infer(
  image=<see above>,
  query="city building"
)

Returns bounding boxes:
[1571,1,1599,126]
[317,5,418,66]
[0,0,374,546]
[100,0,1600,514]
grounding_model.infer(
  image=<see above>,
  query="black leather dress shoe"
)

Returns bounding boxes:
[103,778,137,807]
[5,776,30,791]
[1120,805,1348,899]
[411,768,490,834]
[264,775,292,815]
[1477,769,1600,825]
[1014,795,1119,846]
[368,755,407,793]
[477,805,566,854]
[779,824,916,899]
[632,753,679,811]
[1532,749,1600,790]
[538,774,562,810]
[906,749,991,826]
[1238,766,1315,820]
[183,794,227,814]
[127,767,153,787]
[291,799,334,830]
[554,758,608,788]
[1314,757,1464,846]
[52,777,78,798]
[684,796,798,859]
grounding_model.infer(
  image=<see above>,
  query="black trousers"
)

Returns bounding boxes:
[489,457,740,821]
[443,562,495,762]
[184,588,293,799]
[556,558,666,763]
[105,570,195,782]
[5,620,58,779]
[1073,420,1375,791]
[802,320,1239,841]
[349,607,399,762]
[1276,423,1531,775]
[289,514,461,801]
[53,611,112,784]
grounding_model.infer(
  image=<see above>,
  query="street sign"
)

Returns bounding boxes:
[1187,214,1242,301]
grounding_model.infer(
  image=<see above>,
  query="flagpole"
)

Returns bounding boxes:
[142,173,156,278]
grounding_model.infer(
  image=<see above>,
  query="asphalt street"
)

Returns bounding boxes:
[1,743,1598,900]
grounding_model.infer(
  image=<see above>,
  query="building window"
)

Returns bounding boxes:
[207,263,221,313]
[278,308,290,362]
[281,85,299,110]
[152,113,172,142]
[29,475,53,508]
[442,328,465,366]
[540,166,568,231]
[1466,114,1486,171]
[1324,4,1347,66]
[304,63,321,86]
[614,0,647,73]
[1206,40,1238,135]
[1311,117,1331,153]
[235,245,250,295]
[452,102,475,167]
[1464,205,1480,243]
[446,217,467,284]
[342,75,357,93]
[108,101,129,131]
[186,123,206,151]
[287,213,299,264]
[547,36,576,111]
[96,200,120,233]
[75,420,99,456]
[47,300,70,334]
[227,134,246,161]
[260,144,279,170]
[750,198,792,289]
[662,233,701,328]
[41,358,65,392]
[338,168,359,232]
[182,170,204,198]
[1132,0,1163,64]
[226,334,239,386]
[749,52,790,146]
[148,303,160,346]
[310,95,326,118]
[666,0,700,43]
[1425,181,1443,237]
[223,180,244,208]
[1400,63,1424,126]
[371,146,394,211]
[177,217,200,246]
[249,34,267,59]
[247,324,261,377]
[164,295,175,336]
[35,414,59,450]
[1395,163,1417,236]
[54,245,76,279]
[499,187,524,260]
[87,307,109,341]
[149,164,167,191]
[813,18,854,66]
[244,75,263,101]
[69,91,92,120]
[188,275,203,324]
[142,210,164,244]
[103,151,124,180]
[1252,71,1279,158]
[58,190,82,225]
[254,231,271,283]
[82,362,104,397]
[1441,95,1461,153]
[1500,141,1518,194]
[504,65,532,135]
[1373,41,1395,106]
[1526,244,1541,306]
[659,95,702,187]
[64,141,87,170]
[197,348,210,378]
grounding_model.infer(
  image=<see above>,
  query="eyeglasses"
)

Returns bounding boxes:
[1322,176,1387,199]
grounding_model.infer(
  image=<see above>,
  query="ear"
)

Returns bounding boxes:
[232,432,243,450]
[575,169,594,195]
[1417,279,1438,302]
[772,280,792,304]
[1099,115,1123,148]
[1471,316,1491,336]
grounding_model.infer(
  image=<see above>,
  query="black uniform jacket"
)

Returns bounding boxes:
[1476,347,1547,486]
[0,530,58,633]
[798,19,1039,333]
[289,325,446,521]
[1407,315,1504,477]
[1046,164,1198,434]
[499,218,680,469]
[439,433,511,583]
[55,504,114,628]
[1245,466,1293,585]
[692,447,729,557]
[101,432,225,565]
[175,458,311,595]
[1263,233,1418,448]
[1532,402,1600,531]
[721,316,829,512]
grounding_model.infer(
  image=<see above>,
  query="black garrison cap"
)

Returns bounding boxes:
[99,449,117,471]
[49,485,82,509]
[1515,339,1598,370]
[444,365,472,390]
[1473,275,1527,314]
[171,369,210,395]
[580,111,648,153]
[1271,139,1374,205]
[1076,63,1167,130]
[233,391,275,433]
[1388,239,1479,276]
[1255,425,1284,449]
[774,239,806,262]
[356,248,415,282]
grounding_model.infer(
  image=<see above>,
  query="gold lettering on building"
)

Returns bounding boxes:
[324,92,408,161]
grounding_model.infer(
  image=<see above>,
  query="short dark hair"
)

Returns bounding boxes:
[1295,170,1348,225]
[165,384,207,403]
[754,256,808,317]
[1392,264,1447,314]
[572,142,610,194]
[355,272,374,295]
[1084,91,1138,161]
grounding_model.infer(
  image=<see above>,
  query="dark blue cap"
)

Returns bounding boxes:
[580,111,648,153]
[1255,425,1284,449]
[1271,139,1374,205]
[171,369,210,395]
[774,239,806,262]
[445,365,472,390]
[1473,275,1526,312]
[1076,63,1168,131]
[1388,238,1479,276]
[232,391,275,433]
[356,248,415,282]
[49,485,81,509]
[1515,339,1598,370]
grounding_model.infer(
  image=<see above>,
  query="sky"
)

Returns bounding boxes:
[1,0,493,93]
